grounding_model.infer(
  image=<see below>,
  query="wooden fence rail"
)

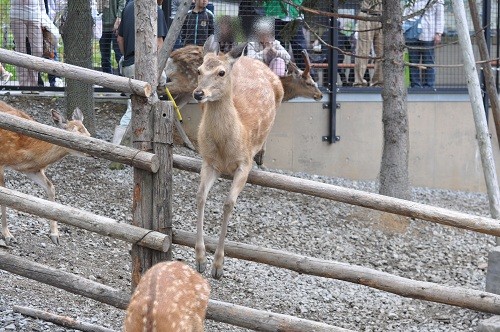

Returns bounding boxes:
[0,251,350,332]
[3,184,500,315]
[0,111,159,173]
[0,48,152,97]
[173,154,500,237]
[0,186,169,252]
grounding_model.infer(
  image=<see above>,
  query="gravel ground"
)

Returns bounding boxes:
[0,95,497,331]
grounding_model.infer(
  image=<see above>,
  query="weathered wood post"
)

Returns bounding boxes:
[152,101,174,263]
[130,0,166,288]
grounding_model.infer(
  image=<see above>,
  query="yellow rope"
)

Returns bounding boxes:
[164,87,183,122]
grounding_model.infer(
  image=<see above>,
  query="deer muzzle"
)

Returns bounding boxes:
[193,90,205,101]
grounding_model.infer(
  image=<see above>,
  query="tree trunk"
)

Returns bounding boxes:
[379,0,411,200]
[62,0,96,136]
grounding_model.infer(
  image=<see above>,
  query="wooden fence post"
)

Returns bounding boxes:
[130,0,160,289]
[152,101,174,263]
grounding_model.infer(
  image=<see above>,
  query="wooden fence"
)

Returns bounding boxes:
[2,108,500,330]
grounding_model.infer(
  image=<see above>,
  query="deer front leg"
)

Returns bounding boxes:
[196,163,219,273]
[26,170,59,245]
[0,166,14,244]
[212,164,252,279]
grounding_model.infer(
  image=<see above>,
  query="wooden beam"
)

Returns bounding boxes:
[0,111,159,173]
[172,229,500,314]
[173,154,500,236]
[13,306,117,332]
[0,48,152,97]
[0,186,170,252]
[0,252,348,332]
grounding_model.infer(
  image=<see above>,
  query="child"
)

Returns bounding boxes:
[180,0,214,47]
[246,18,291,77]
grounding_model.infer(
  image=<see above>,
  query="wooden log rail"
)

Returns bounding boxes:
[0,252,350,332]
[173,154,500,237]
[0,48,152,97]
[0,111,159,173]
[173,229,500,314]
[0,186,169,252]
[311,62,375,69]
[3,181,500,315]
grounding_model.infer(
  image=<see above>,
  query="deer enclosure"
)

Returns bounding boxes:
[0,96,496,331]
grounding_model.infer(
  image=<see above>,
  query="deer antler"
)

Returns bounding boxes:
[301,49,311,77]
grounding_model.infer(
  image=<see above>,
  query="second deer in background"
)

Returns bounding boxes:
[0,101,90,245]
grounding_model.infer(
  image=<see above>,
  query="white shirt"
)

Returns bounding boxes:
[404,0,444,42]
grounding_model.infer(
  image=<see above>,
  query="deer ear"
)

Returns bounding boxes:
[51,109,66,128]
[203,35,219,56]
[228,42,247,60]
[72,107,84,121]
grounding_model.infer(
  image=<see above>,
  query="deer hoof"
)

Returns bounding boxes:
[49,234,60,245]
[3,235,15,246]
[196,259,207,274]
[211,265,224,279]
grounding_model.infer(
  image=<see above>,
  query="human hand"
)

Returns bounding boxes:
[113,18,121,32]
[434,33,442,45]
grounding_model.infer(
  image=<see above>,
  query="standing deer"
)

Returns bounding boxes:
[124,261,210,332]
[192,37,284,278]
[0,101,90,245]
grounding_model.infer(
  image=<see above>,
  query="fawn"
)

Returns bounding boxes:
[124,261,210,332]
[192,36,284,278]
[0,101,90,245]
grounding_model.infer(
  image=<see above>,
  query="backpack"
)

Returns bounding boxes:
[403,16,422,40]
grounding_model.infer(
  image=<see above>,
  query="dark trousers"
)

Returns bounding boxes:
[406,40,436,88]
[99,30,122,74]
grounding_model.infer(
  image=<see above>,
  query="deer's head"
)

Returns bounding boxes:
[281,50,323,101]
[193,36,246,103]
[52,107,91,157]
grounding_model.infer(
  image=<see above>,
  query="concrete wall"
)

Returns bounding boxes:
[179,93,498,193]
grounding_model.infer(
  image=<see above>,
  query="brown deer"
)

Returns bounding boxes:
[164,44,322,108]
[192,36,284,279]
[0,101,90,245]
[124,261,210,332]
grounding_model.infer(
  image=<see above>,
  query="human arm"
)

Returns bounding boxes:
[434,0,444,44]
[246,42,265,62]
[117,35,125,54]
[272,40,291,63]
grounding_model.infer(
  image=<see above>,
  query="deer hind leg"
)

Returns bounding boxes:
[212,163,252,279]
[25,170,59,245]
[253,141,267,169]
[196,162,220,273]
[0,166,14,244]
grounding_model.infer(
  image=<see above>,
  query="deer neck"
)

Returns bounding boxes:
[280,75,297,102]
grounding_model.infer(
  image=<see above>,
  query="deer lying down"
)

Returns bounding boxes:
[124,261,210,332]
[164,44,322,109]
[192,37,284,278]
[0,102,90,245]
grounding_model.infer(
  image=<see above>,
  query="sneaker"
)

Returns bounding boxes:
[1,71,12,85]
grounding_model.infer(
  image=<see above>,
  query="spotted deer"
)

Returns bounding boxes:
[164,44,322,109]
[0,101,90,245]
[124,261,210,332]
[192,36,284,278]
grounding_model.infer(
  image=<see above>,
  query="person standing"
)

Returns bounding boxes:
[404,0,444,88]
[180,0,214,47]
[353,0,383,87]
[112,0,168,144]
[98,0,125,74]
[264,0,307,70]
[10,0,45,86]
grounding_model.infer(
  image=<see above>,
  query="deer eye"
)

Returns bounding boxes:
[218,70,225,77]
